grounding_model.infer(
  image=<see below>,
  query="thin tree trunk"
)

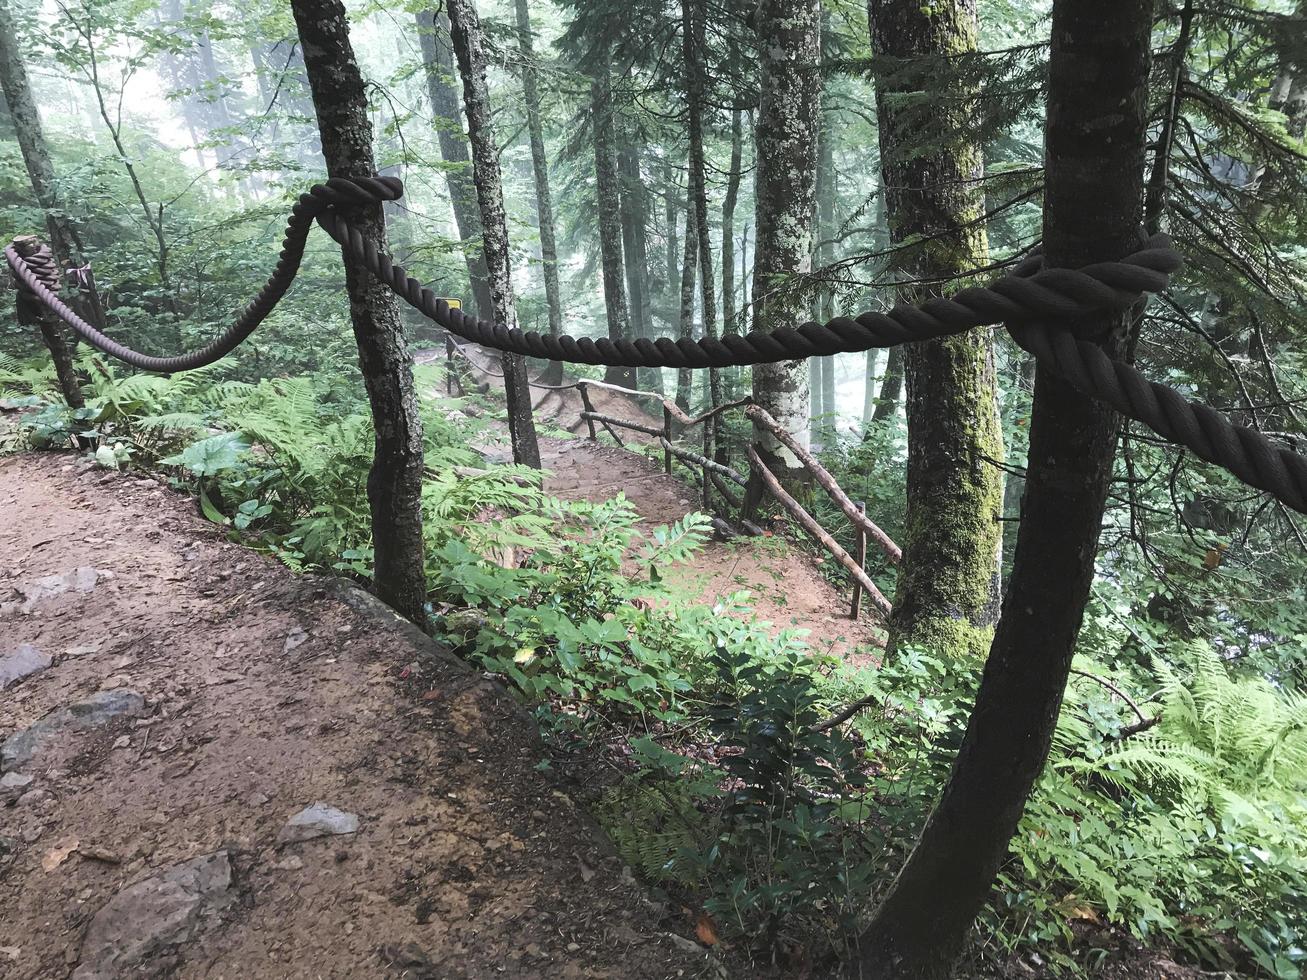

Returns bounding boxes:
[861,349,882,424]
[869,0,1003,659]
[415,8,494,319]
[663,157,680,328]
[871,344,903,423]
[739,221,750,331]
[590,59,637,389]
[0,0,86,409]
[745,0,819,514]
[813,97,837,443]
[513,0,563,385]
[849,3,1154,975]
[721,109,742,335]
[681,0,721,416]
[619,133,658,392]
[676,189,698,413]
[447,0,541,468]
[291,0,428,625]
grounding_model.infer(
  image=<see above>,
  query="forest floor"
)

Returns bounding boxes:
[0,453,717,980]
[425,343,886,664]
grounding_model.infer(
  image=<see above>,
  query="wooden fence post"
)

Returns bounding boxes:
[850,500,868,619]
[578,382,598,441]
[663,406,673,475]
[445,334,455,395]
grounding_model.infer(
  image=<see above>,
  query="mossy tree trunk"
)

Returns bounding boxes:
[848,2,1155,975]
[591,58,637,390]
[869,0,1003,660]
[619,134,659,392]
[415,8,494,321]
[681,0,721,417]
[676,189,698,413]
[513,0,564,385]
[0,0,89,409]
[745,0,820,513]
[291,0,428,626]
[447,0,541,469]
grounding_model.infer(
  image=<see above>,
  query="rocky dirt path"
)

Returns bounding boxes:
[0,453,713,980]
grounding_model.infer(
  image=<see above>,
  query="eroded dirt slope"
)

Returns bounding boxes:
[0,452,712,980]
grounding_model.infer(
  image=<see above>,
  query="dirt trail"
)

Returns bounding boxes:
[0,453,713,980]
[430,345,885,662]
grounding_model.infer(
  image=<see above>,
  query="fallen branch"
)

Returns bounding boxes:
[1069,667,1161,737]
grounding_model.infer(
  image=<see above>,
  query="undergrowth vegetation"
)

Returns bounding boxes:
[3,355,1304,978]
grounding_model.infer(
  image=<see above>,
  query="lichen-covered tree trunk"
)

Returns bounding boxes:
[513,0,563,386]
[447,0,541,469]
[871,344,903,423]
[681,0,721,416]
[721,109,742,336]
[290,0,428,625]
[590,61,637,390]
[415,8,493,320]
[746,0,819,508]
[663,157,681,331]
[812,100,837,443]
[869,0,1003,659]
[676,190,698,413]
[849,3,1155,975]
[619,135,659,392]
[0,0,85,409]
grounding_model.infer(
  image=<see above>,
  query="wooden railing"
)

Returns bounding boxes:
[442,337,899,626]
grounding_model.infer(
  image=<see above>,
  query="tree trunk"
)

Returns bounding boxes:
[849,3,1154,976]
[291,0,428,626]
[681,0,721,416]
[676,189,698,413]
[415,8,494,320]
[513,0,564,385]
[813,98,837,443]
[861,349,882,424]
[869,0,1003,660]
[590,59,636,389]
[871,345,903,423]
[745,0,819,512]
[663,156,680,329]
[447,0,541,469]
[619,133,658,391]
[721,109,742,336]
[0,0,87,409]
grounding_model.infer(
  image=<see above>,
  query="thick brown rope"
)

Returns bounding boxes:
[7,175,1307,514]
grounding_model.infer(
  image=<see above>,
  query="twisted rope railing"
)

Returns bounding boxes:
[6,175,1306,514]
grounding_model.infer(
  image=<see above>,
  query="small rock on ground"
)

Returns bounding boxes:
[1,689,146,770]
[0,644,52,690]
[277,802,359,843]
[73,850,234,980]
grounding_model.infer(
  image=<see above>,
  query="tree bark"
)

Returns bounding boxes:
[745,0,819,511]
[446,0,541,469]
[871,344,903,423]
[512,0,564,386]
[721,108,743,336]
[291,0,428,626]
[415,8,494,320]
[0,0,87,409]
[681,0,721,415]
[676,189,698,413]
[869,0,1003,660]
[849,3,1154,976]
[619,132,659,391]
[590,59,637,389]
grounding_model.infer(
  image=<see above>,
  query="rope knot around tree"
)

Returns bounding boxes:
[5,174,1305,514]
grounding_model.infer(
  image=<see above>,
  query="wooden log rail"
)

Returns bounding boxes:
[442,337,897,624]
